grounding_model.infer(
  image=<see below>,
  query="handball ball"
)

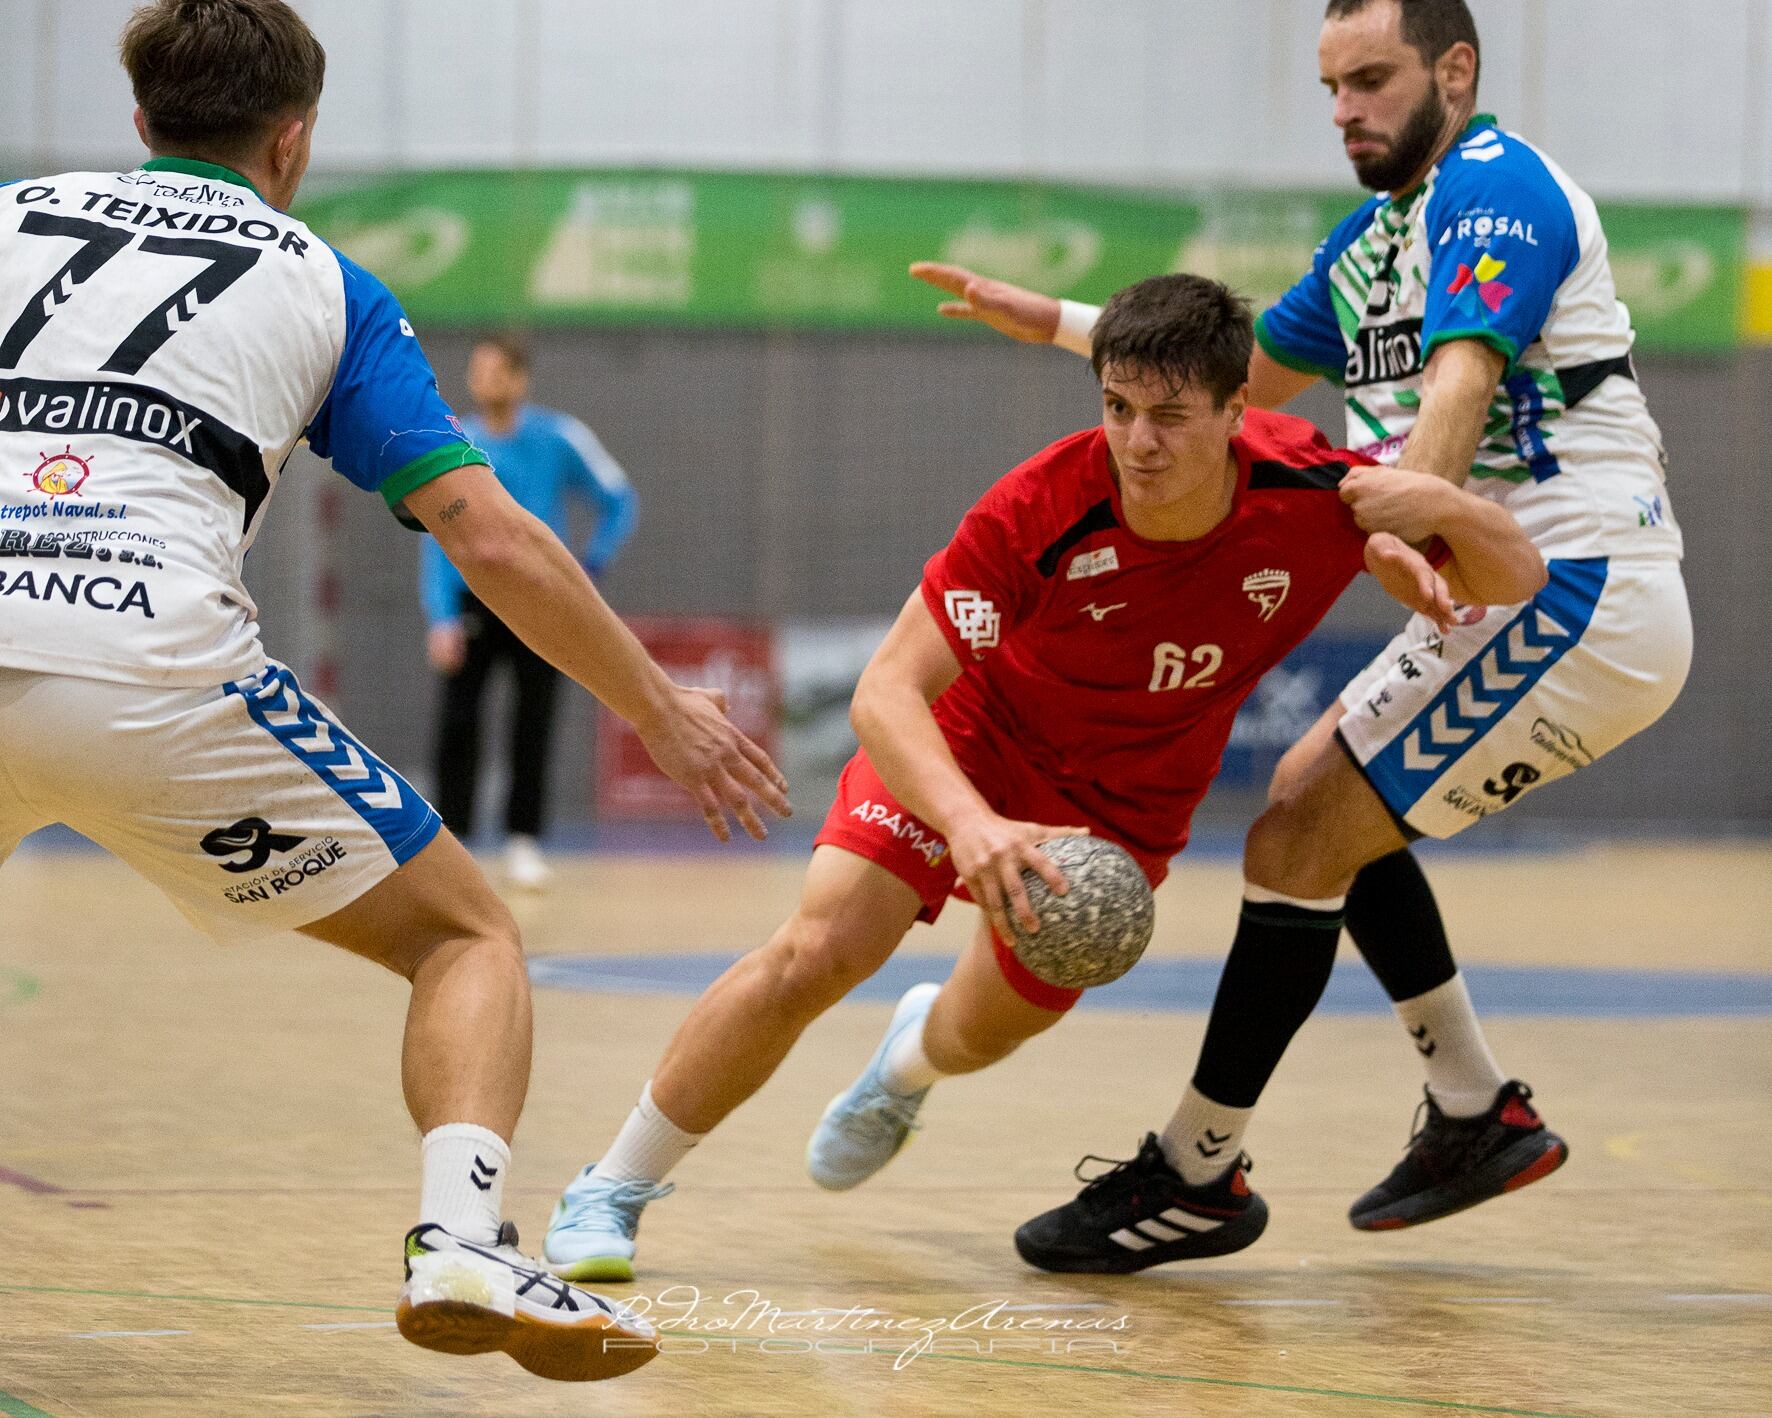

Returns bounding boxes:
[1005,836,1155,989]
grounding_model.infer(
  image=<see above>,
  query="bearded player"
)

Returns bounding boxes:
[540,273,1545,1280]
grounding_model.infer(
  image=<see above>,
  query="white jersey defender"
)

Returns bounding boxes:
[1252,116,1692,835]
[0,159,479,936]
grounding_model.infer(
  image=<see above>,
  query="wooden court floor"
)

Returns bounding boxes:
[1,842,1768,1417]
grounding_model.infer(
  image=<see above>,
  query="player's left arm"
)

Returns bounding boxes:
[1402,141,1581,486]
[1341,465,1546,606]
[556,414,639,575]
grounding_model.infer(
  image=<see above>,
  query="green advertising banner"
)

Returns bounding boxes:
[296,168,1748,352]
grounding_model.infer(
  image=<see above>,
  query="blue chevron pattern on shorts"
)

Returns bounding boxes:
[226,663,440,863]
[1361,558,1609,816]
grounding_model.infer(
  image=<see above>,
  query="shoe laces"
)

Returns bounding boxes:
[554,1178,675,1235]
[1407,1081,1531,1148]
[1073,1138,1252,1204]
[836,1081,925,1145]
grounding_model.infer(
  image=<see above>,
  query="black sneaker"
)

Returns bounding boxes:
[1349,1081,1569,1231]
[1014,1134,1268,1274]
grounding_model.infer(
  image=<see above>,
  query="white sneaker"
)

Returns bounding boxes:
[503,835,552,891]
[397,1222,656,1381]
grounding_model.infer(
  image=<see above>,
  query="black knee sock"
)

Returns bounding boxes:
[1344,848,1457,1003]
[1191,896,1344,1109]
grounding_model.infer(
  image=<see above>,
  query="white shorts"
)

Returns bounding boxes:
[1337,557,1691,839]
[0,661,441,941]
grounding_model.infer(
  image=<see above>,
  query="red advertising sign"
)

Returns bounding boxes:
[595,616,780,818]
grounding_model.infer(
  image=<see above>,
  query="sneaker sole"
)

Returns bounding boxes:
[1014,1194,1270,1274]
[1349,1131,1569,1232]
[548,1254,637,1284]
[397,1297,656,1381]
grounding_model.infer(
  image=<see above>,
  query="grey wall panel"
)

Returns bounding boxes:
[245,336,1768,830]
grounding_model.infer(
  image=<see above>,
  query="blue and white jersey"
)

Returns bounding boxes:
[1256,115,1680,563]
[0,159,483,687]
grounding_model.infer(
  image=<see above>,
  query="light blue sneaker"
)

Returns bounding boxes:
[806,982,941,1191]
[543,1167,675,1282]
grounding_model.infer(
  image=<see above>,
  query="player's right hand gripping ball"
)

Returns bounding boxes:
[1006,836,1155,989]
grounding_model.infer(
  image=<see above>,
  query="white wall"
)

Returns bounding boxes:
[4,0,1767,203]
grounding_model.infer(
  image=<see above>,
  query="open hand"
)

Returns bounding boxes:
[634,685,791,842]
[947,812,1090,941]
[908,262,1061,344]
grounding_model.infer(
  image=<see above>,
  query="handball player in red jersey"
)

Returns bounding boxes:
[541,274,1546,1281]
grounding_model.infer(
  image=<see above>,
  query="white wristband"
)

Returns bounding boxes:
[1054,299,1101,357]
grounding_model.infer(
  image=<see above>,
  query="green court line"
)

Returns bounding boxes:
[0,1284,382,1313]
[1,970,40,1009]
[669,1329,1588,1417]
[0,1287,1584,1416]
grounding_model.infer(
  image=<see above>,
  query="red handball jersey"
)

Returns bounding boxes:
[920,408,1374,862]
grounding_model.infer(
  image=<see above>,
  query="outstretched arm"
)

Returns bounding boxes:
[1341,466,1547,607]
[851,591,1082,939]
[908,261,1318,408]
[404,464,789,841]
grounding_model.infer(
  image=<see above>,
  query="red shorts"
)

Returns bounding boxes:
[814,748,1172,1011]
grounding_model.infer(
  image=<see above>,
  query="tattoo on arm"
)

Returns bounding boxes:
[437,497,469,523]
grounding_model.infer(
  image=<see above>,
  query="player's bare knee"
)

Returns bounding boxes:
[756,914,874,1017]
[1244,798,1343,901]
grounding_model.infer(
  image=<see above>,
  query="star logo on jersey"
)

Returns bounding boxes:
[1078,601,1128,622]
[27,445,93,498]
[1447,253,1513,316]
[1242,568,1290,622]
[943,589,1000,654]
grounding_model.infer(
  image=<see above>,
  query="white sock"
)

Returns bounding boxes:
[420,1123,509,1244]
[1159,1085,1254,1186]
[594,1082,705,1184]
[881,1016,944,1094]
[1394,973,1507,1118]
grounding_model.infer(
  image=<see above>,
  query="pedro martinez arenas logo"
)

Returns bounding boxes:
[200,816,349,905]
[601,1287,1132,1370]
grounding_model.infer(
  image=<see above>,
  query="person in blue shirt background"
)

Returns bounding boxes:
[422,335,639,889]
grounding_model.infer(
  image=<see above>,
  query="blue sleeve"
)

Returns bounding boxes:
[552,414,639,573]
[1420,130,1580,368]
[1253,198,1378,385]
[305,249,485,520]
[418,534,468,626]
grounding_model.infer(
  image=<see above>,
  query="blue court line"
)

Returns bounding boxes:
[18,819,1772,860]
[528,953,1772,1018]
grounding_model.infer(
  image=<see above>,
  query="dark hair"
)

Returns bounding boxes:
[1090,274,1252,409]
[1324,0,1481,88]
[120,0,326,154]
[474,335,531,374]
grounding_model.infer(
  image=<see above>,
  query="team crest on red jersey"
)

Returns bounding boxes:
[943,589,1000,654]
[1242,568,1290,621]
